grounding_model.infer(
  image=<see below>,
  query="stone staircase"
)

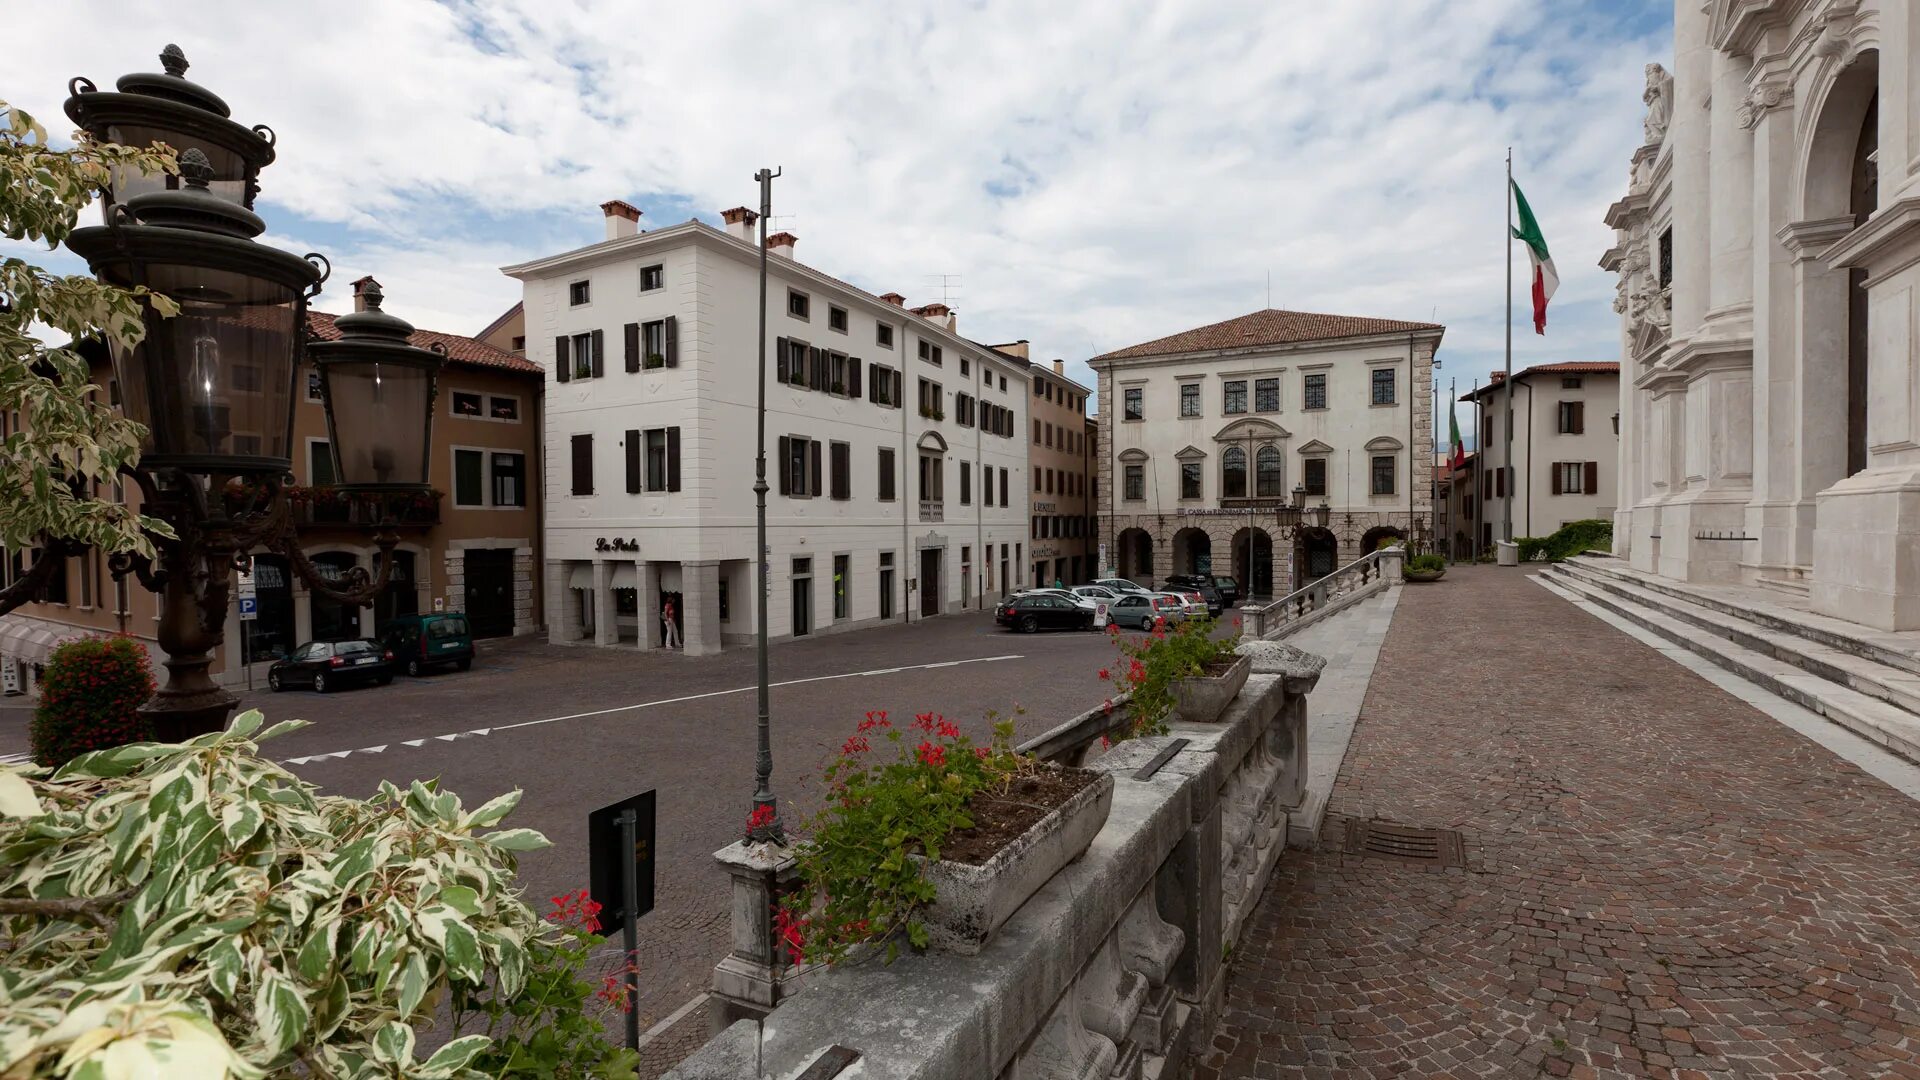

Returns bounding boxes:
[1539,555,1920,765]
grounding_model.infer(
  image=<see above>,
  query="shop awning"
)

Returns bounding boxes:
[566,564,639,590]
[0,616,82,667]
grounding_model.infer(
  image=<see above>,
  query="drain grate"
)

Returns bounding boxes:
[1341,818,1465,867]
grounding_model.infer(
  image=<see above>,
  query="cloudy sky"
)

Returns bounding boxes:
[9,0,1669,440]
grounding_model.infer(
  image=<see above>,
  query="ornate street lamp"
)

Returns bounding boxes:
[53,50,439,741]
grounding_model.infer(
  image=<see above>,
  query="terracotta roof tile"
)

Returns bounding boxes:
[306,311,541,377]
[1092,308,1443,361]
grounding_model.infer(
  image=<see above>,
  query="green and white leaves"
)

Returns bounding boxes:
[0,710,567,1078]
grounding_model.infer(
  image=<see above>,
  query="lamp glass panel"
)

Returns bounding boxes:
[103,124,250,205]
[113,260,297,464]
[324,360,431,487]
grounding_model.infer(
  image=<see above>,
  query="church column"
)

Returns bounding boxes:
[1743,71,1802,576]
[1666,0,1712,339]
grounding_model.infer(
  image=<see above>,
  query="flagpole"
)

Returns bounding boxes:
[1503,148,1514,549]
[1472,376,1481,563]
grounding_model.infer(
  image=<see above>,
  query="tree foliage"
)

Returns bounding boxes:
[0,711,615,1079]
[0,102,178,561]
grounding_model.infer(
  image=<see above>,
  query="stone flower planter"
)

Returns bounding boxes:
[1171,653,1252,724]
[1403,568,1446,583]
[920,769,1115,954]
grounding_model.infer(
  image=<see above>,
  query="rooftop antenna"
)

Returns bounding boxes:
[1266,271,1271,310]
[765,213,799,232]
[925,273,962,306]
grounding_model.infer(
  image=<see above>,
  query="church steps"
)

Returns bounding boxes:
[1539,567,1920,765]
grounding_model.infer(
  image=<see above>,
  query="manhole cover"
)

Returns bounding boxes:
[1341,818,1465,867]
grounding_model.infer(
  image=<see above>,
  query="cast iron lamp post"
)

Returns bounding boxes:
[54,47,443,740]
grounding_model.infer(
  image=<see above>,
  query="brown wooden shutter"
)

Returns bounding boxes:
[831,442,849,500]
[625,323,640,372]
[1482,469,1491,500]
[1585,460,1598,495]
[667,427,682,492]
[571,433,593,495]
[849,358,862,398]
[1573,401,1585,434]
[777,437,791,495]
[777,337,790,384]
[590,329,605,378]
[625,429,641,492]
[665,316,679,367]
[1551,464,1563,495]
[555,336,571,383]
[809,440,822,496]
[808,346,822,389]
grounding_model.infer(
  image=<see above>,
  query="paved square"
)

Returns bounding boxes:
[1202,565,1920,1078]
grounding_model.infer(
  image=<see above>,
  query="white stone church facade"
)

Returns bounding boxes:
[1608,0,1920,629]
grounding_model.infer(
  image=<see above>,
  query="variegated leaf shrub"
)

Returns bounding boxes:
[0,710,621,1079]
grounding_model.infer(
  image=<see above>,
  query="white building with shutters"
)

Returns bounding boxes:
[502,200,1031,653]
[1460,362,1621,550]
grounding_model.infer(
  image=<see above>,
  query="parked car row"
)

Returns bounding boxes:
[996,575,1243,633]
[267,613,476,693]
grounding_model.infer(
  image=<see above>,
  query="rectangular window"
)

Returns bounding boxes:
[834,554,850,620]
[1045,423,1054,448]
[489,396,519,421]
[1303,373,1327,410]
[1124,387,1143,420]
[1180,383,1200,417]
[1255,378,1279,412]
[1556,461,1585,494]
[830,441,850,500]
[960,461,972,505]
[1000,467,1008,507]
[1124,463,1145,500]
[1034,418,1042,445]
[492,452,526,507]
[571,331,595,379]
[309,440,335,487]
[646,429,669,491]
[1558,400,1585,434]
[307,368,323,403]
[918,454,944,502]
[781,436,821,497]
[829,305,848,333]
[1658,227,1673,288]
[452,391,484,417]
[454,448,484,506]
[571,433,593,495]
[917,339,943,366]
[983,464,993,506]
[1303,457,1327,496]
[569,280,590,306]
[1181,461,1202,499]
[640,264,663,291]
[960,357,970,377]
[1561,376,1583,390]
[878,447,896,501]
[510,335,526,353]
[788,289,810,319]
[231,364,263,392]
[1371,454,1396,496]
[879,551,896,619]
[1372,368,1396,405]
[877,324,894,348]
[642,320,669,369]
[1224,380,1248,414]
[919,378,943,419]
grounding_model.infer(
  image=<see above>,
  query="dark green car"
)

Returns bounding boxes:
[380,613,475,677]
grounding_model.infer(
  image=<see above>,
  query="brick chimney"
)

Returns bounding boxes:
[766,231,797,258]
[878,292,906,307]
[720,206,759,243]
[351,275,381,312]
[600,199,643,240]
[913,303,955,334]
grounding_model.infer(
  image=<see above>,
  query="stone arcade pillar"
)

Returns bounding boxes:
[545,561,581,645]
[682,560,723,656]
[635,559,662,650]
[592,560,617,647]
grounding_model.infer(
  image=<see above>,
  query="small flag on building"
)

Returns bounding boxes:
[1510,179,1557,335]
[1449,394,1466,469]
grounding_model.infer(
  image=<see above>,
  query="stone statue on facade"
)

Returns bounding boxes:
[1642,63,1673,146]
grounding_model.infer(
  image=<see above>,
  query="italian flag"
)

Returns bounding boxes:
[1449,405,1466,469]
[1511,179,1557,335]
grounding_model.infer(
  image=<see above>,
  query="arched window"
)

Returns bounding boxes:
[1222,446,1247,499]
[1256,446,1283,497]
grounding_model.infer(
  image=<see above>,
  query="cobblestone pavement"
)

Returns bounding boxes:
[1200,565,1920,1079]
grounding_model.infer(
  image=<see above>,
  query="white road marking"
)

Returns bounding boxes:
[281,654,1026,767]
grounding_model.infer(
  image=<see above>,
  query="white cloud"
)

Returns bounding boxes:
[8,0,1665,423]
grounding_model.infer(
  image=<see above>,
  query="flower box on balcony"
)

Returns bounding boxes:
[1171,653,1251,725]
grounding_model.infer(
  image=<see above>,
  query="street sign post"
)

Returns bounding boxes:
[589,790,656,1051]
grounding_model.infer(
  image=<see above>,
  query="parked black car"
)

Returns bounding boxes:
[1212,576,1241,608]
[268,639,394,693]
[1162,574,1226,616]
[996,593,1095,633]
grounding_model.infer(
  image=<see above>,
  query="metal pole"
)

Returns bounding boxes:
[618,807,641,1051]
[749,167,784,844]
[1503,148,1515,546]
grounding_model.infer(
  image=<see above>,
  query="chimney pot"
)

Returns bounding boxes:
[351,275,381,313]
[765,231,798,258]
[879,292,906,307]
[1052,358,1064,375]
[720,206,760,243]
[600,199,643,240]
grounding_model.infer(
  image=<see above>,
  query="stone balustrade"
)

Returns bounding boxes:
[1241,545,1403,640]
[674,643,1327,1080]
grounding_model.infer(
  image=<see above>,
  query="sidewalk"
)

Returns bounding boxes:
[1202,564,1920,1078]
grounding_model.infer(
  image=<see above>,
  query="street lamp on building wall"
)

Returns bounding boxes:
[52,47,444,740]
